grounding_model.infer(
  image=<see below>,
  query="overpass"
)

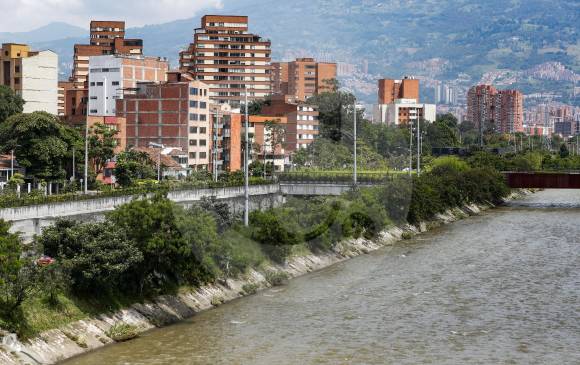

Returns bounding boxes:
[503,172,580,189]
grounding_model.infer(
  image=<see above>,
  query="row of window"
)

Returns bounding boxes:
[298,134,315,140]
[298,125,319,131]
[189,139,207,146]
[189,152,208,159]
[189,113,208,121]
[189,126,207,134]
[189,101,207,109]
[297,115,317,121]
[90,68,121,73]
[190,87,208,97]
[89,81,120,86]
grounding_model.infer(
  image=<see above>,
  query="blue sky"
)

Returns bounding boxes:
[0,0,224,32]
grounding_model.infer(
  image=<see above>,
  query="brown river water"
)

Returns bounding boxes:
[63,189,580,365]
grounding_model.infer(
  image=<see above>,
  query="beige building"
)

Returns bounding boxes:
[1,43,58,114]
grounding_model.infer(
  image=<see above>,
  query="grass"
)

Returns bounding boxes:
[106,323,139,342]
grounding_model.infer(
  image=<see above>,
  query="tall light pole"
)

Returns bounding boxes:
[244,85,250,227]
[84,120,89,194]
[10,149,14,180]
[72,146,76,181]
[353,101,358,186]
[149,142,164,182]
[409,121,413,177]
[213,109,219,182]
[416,117,421,176]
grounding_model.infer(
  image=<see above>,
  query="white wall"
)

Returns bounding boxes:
[21,51,58,114]
[87,56,122,116]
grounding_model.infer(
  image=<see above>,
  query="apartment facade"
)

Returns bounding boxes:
[378,77,419,104]
[60,21,144,125]
[467,85,524,133]
[261,95,320,152]
[210,105,243,173]
[116,80,211,171]
[1,43,58,114]
[88,55,168,116]
[179,15,272,108]
[374,77,436,125]
[272,58,337,101]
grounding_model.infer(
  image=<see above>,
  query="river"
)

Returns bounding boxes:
[64,189,580,365]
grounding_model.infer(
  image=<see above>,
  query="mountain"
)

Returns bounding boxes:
[0,22,85,44]
[2,0,578,104]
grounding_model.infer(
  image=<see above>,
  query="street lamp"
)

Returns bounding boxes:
[353,101,363,186]
[148,142,164,182]
[243,85,250,227]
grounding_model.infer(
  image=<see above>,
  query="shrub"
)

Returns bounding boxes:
[106,323,139,342]
[265,271,288,286]
[241,283,259,295]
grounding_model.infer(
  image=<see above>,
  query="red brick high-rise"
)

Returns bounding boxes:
[378,77,420,104]
[467,85,523,133]
[272,58,337,101]
[179,15,272,108]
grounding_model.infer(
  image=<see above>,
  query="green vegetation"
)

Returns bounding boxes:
[0,85,24,123]
[106,323,139,342]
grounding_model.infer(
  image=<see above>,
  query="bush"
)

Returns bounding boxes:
[106,323,139,342]
[241,283,259,295]
[265,271,288,286]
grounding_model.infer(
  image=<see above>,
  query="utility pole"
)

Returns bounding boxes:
[213,110,219,182]
[409,121,413,177]
[417,118,421,176]
[353,101,358,186]
[244,85,250,227]
[84,120,89,194]
[72,146,76,181]
[148,142,164,182]
[10,149,14,180]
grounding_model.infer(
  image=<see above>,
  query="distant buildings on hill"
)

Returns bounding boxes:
[466,84,524,134]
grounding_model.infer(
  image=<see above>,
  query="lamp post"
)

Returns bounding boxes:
[213,109,219,182]
[149,142,164,182]
[353,101,358,186]
[10,149,14,180]
[84,120,89,194]
[244,85,250,227]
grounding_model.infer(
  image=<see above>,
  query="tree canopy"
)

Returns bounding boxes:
[0,85,24,123]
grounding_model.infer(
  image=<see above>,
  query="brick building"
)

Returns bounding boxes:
[272,58,337,101]
[59,20,144,125]
[467,85,524,133]
[374,77,436,125]
[87,55,168,116]
[115,80,211,171]
[210,105,242,173]
[179,15,272,108]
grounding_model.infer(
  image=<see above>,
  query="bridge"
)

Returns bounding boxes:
[503,172,580,189]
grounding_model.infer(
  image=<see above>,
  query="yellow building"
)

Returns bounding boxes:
[1,43,58,114]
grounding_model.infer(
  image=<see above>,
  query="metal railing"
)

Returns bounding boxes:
[277,171,399,185]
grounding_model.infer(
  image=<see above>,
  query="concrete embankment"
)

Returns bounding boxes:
[0,194,529,365]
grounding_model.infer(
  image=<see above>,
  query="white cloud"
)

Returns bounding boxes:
[0,0,223,32]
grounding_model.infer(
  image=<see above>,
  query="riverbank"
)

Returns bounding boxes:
[0,190,531,365]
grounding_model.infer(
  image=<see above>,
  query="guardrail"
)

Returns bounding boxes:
[277,172,400,185]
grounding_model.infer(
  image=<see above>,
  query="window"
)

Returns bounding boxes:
[14,78,20,85]
[90,109,98,113]
[189,140,197,146]
[199,152,207,159]
[190,87,199,95]
[14,66,20,73]
[200,102,207,109]
[90,96,97,100]
[189,113,198,121]
[200,114,207,121]
[199,127,207,134]
[112,81,120,86]
[199,139,207,146]
[189,126,198,134]
[90,82,95,86]
[190,100,198,108]
[96,82,103,86]
[189,152,196,159]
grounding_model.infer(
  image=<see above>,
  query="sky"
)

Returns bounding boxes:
[0,0,224,32]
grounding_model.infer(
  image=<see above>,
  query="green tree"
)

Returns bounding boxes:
[0,112,80,181]
[38,219,143,296]
[114,150,157,187]
[89,123,118,174]
[0,85,24,123]
[306,90,359,142]
[559,143,570,158]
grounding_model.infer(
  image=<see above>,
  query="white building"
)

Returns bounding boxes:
[87,55,168,116]
[374,99,437,125]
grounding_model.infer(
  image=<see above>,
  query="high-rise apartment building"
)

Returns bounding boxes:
[272,58,337,101]
[87,55,168,116]
[378,77,419,104]
[374,77,436,125]
[467,85,524,133]
[179,15,272,108]
[60,21,144,125]
[1,43,58,114]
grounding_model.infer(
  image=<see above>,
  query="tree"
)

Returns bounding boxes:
[38,219,143,296]
[306,90,359,142]
[0,112,80,181]
[114,150,157,187]
[89,123,118,174]
[241,96,272,115]
[0,85,24,123]
[0,220,35,324]
[264,120,286,175]
[559,143,570,158]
